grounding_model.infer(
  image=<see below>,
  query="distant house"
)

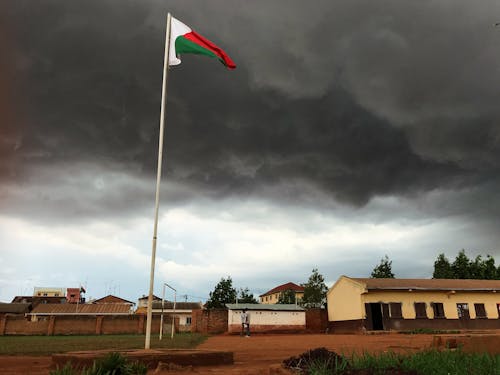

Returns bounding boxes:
[11,296,66,306]
[327,276,500,333]
[66,287,86,304]
[33,287,65,298]
[136,301,202,332]
[92,295,135,306]
[259,282,305,304]
[0,303,31,317]
[226,303,306,333]
[136,295,162,308]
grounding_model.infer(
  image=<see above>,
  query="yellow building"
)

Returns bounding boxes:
[33,287,66,297]
[259,282,304,304]
[327,276,500,333]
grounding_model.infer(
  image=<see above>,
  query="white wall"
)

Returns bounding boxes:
[228,310,305,326]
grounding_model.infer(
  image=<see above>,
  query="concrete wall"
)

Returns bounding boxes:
[227,310,306,333]
[327,276,364,321]
[362,290,500,320]
[0,314,165,335]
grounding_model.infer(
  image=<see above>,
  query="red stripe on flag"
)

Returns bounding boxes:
[184,31,236,69]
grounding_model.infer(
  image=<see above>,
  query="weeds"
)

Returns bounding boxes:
[284,348,500,375]
[50,352,147,375]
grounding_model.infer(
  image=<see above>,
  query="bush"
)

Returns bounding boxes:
[50,352,147,375]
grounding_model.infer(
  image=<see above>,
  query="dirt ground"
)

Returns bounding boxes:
[0,333,434,374]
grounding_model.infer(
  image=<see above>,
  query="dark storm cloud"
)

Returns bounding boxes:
[3,0,500,217]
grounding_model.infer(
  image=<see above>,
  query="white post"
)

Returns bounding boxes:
[159,283,166,340]
[171,289,176,339]
[145,12,172,350]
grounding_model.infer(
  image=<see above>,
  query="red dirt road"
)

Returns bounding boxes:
[0,333,434,374]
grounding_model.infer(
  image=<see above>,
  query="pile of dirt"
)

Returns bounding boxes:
[283,347,349,373]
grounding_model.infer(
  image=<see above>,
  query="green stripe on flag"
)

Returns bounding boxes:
[175,37,218,59]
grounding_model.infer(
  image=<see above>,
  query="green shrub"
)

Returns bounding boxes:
[50,352,147,375]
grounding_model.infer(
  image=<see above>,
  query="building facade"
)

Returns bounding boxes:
[226,303,306,333]
[259,282,305,304]
[327,276,500,333]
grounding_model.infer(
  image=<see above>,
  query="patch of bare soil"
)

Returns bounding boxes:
[0,333,434,374]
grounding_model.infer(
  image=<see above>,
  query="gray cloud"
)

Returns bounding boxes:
[2,0,499,224]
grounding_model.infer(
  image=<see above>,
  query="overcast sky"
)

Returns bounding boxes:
[2,0,500,303]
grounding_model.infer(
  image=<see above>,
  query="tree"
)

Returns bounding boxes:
[433,253,453,279]
[238,287,258,304]
[483,255,497,280]
[205,276,237,309]
[469,255,485,279]
[451,250,471,279]
[277,289,296,304]
[433,250,499,280]
[302,268,328,307]
[371,255,395,278]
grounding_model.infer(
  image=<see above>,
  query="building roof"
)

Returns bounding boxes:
[30,303,132,315]
[259,282,305,297]
[92,295,135,305]
[350,277,500,291]
[11,296,67,306]
[151,301,203,310]
[0,303,31,314]
[136,301,203,314]
[226,303,305,311]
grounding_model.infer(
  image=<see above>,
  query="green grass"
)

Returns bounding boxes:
[349,350,500,375]
[0,333,207,355]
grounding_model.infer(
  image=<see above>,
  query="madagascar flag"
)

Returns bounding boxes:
[169,17,236,69]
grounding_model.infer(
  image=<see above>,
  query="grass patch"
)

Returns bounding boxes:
[351,350,500,375]
[0,333,207,355]
[284,348,500,374]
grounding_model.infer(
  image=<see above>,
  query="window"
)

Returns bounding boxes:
[474,303,487,319]
[414,303,427,318]
[186,317,192,325]
[431,302,445,318]
[456,303,469,319]
[389,303,402,318]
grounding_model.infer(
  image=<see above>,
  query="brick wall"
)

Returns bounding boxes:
[305,308,328,332]
[4,315,49,335]
[0,315,166,336]
[53,316,97,335]
[191,309,228,334]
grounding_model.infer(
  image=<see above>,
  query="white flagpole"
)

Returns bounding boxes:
[145,12,172,350]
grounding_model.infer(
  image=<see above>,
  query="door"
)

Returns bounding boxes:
[365,303,384,330]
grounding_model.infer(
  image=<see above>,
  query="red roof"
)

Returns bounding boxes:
[260,282,305,297]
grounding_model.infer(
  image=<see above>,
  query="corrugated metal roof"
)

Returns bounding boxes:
[226,303,305,311]
[259,282,305,297]
[151,302,203,310]
[30,303,131,315]
[351,277,500,291]
[0,303,31,314]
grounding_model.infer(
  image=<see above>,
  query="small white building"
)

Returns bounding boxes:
[226,303,305,333]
